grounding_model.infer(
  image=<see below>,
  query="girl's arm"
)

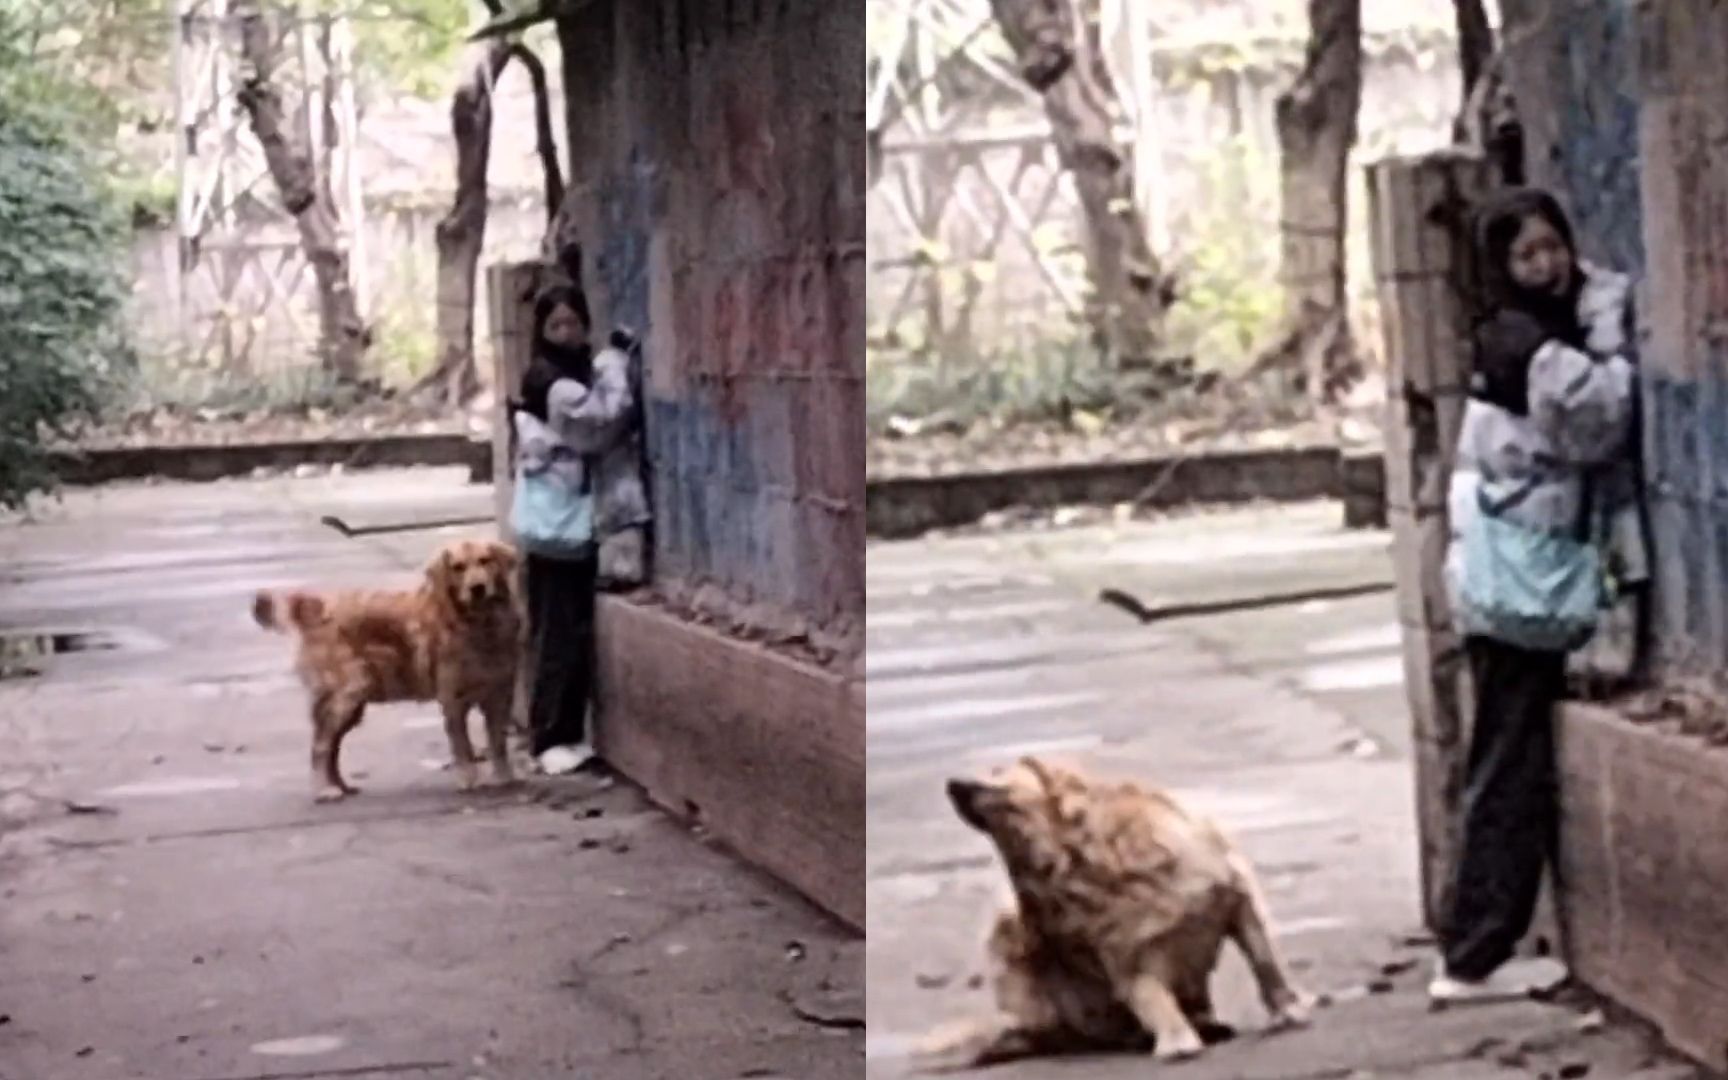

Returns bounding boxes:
[1527,338,1635,466]
[545,347,635,453]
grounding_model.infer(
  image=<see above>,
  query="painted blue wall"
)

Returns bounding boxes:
[557,0,865,647]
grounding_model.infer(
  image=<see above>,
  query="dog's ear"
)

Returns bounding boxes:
[1021,756,1057,793]
[424,547,458,601]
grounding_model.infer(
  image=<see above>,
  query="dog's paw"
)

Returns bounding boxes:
[1153,1028,1205,1062]
[1269,991,1316,1030]
[1194,1019,1237,1045]
[314,785,348,804]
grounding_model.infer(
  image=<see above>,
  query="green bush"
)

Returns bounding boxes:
[0,98,129,508]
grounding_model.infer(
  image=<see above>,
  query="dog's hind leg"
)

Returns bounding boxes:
[311,693,365,803]
[1227,856,1312,1028]
[1125,971,1204,1061]
[441,699,481,792]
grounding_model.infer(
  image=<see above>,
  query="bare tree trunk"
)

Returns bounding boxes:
[987,0,1172,375]
[1451,0,1494,122]
[507,44,564,223]
[417,34,566,406]
[1269,0,1362,409]
[1452,0,1524,189]
[234,1,368,383]
[421,39,513,405]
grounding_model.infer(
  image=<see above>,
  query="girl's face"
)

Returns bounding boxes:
[543,303,588,347]
[1507,214,1574,297]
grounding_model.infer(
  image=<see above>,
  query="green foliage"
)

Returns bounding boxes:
[340,0,477,99]
[369,296,440,386]
[0,90,131,507]
[867,135,1289,433]
[1162,135,1283,375]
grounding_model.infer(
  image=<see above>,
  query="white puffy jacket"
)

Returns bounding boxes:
[1445,263,1649,642]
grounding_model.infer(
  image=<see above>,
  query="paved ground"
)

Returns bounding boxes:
[0,468,861,1080]
[866,502,1703,1079]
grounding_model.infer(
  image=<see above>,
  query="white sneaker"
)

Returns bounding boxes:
[537,743,594,776]
[1428,956,1568,1004]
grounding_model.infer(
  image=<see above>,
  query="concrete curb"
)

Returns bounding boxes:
[50,433,493,486]
[866,445,1388,538]
[1555,700,1728,1074]
[594,596,864,931]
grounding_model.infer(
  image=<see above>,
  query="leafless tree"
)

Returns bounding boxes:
[418,2,566,405]
[1258,0,1363,409]
[986,0,1174,374]
[234,0,370,382]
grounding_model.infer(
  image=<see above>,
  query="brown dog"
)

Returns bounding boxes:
[939,756,1313,1066]
[254,539,524,803]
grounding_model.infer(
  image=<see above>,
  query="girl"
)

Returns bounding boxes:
[512,282,651,775]
[1434,188,1648,1002]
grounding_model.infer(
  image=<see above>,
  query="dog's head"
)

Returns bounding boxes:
[426,539,519,614]
[947,756,1087,861]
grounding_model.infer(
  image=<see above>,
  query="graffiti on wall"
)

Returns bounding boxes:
[1550,0,1645,276]
[566,0,863,646]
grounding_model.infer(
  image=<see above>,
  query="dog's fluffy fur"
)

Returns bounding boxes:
[938,756,1312,1066]
[254,539,524,803]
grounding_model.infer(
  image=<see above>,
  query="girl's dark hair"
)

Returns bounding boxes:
[532,283,591,347]
[1475,187,1577,306]
[519,283,594,421]
[1473,186,1587,348]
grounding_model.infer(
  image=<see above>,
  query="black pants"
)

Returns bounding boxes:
[1442,635,1567,980]
[525,553,597,755]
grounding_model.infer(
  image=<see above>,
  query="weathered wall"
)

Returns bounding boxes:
[556,0,865,660]
[1628,0,1728,683]
[1500,0,1644,275]
[1555,703,1728,1073]
[1610,2,1728,680]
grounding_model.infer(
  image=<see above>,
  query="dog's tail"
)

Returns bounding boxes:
[252,590,326,634]
[910,1019,1055,1072]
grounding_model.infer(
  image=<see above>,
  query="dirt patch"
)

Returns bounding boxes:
[867,398,1382,481]
[1620,683,1728,747]
[59,397,477,451]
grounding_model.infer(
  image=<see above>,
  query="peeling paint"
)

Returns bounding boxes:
[558,0,863,651]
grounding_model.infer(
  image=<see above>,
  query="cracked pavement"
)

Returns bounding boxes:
[865,503,1705,1080]
[0,468,861,1080]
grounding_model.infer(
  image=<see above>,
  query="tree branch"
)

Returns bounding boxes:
[233,0,369,379]
[417,38,514,403]
[1452,0,1494,108]
[467,0,593,42]
[507,42,565,221]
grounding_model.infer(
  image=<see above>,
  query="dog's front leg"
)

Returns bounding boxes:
[1176,971,1235,1045]
[481,692,517,788]
[440,700,481,791]
[1125,974,1204,1061]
